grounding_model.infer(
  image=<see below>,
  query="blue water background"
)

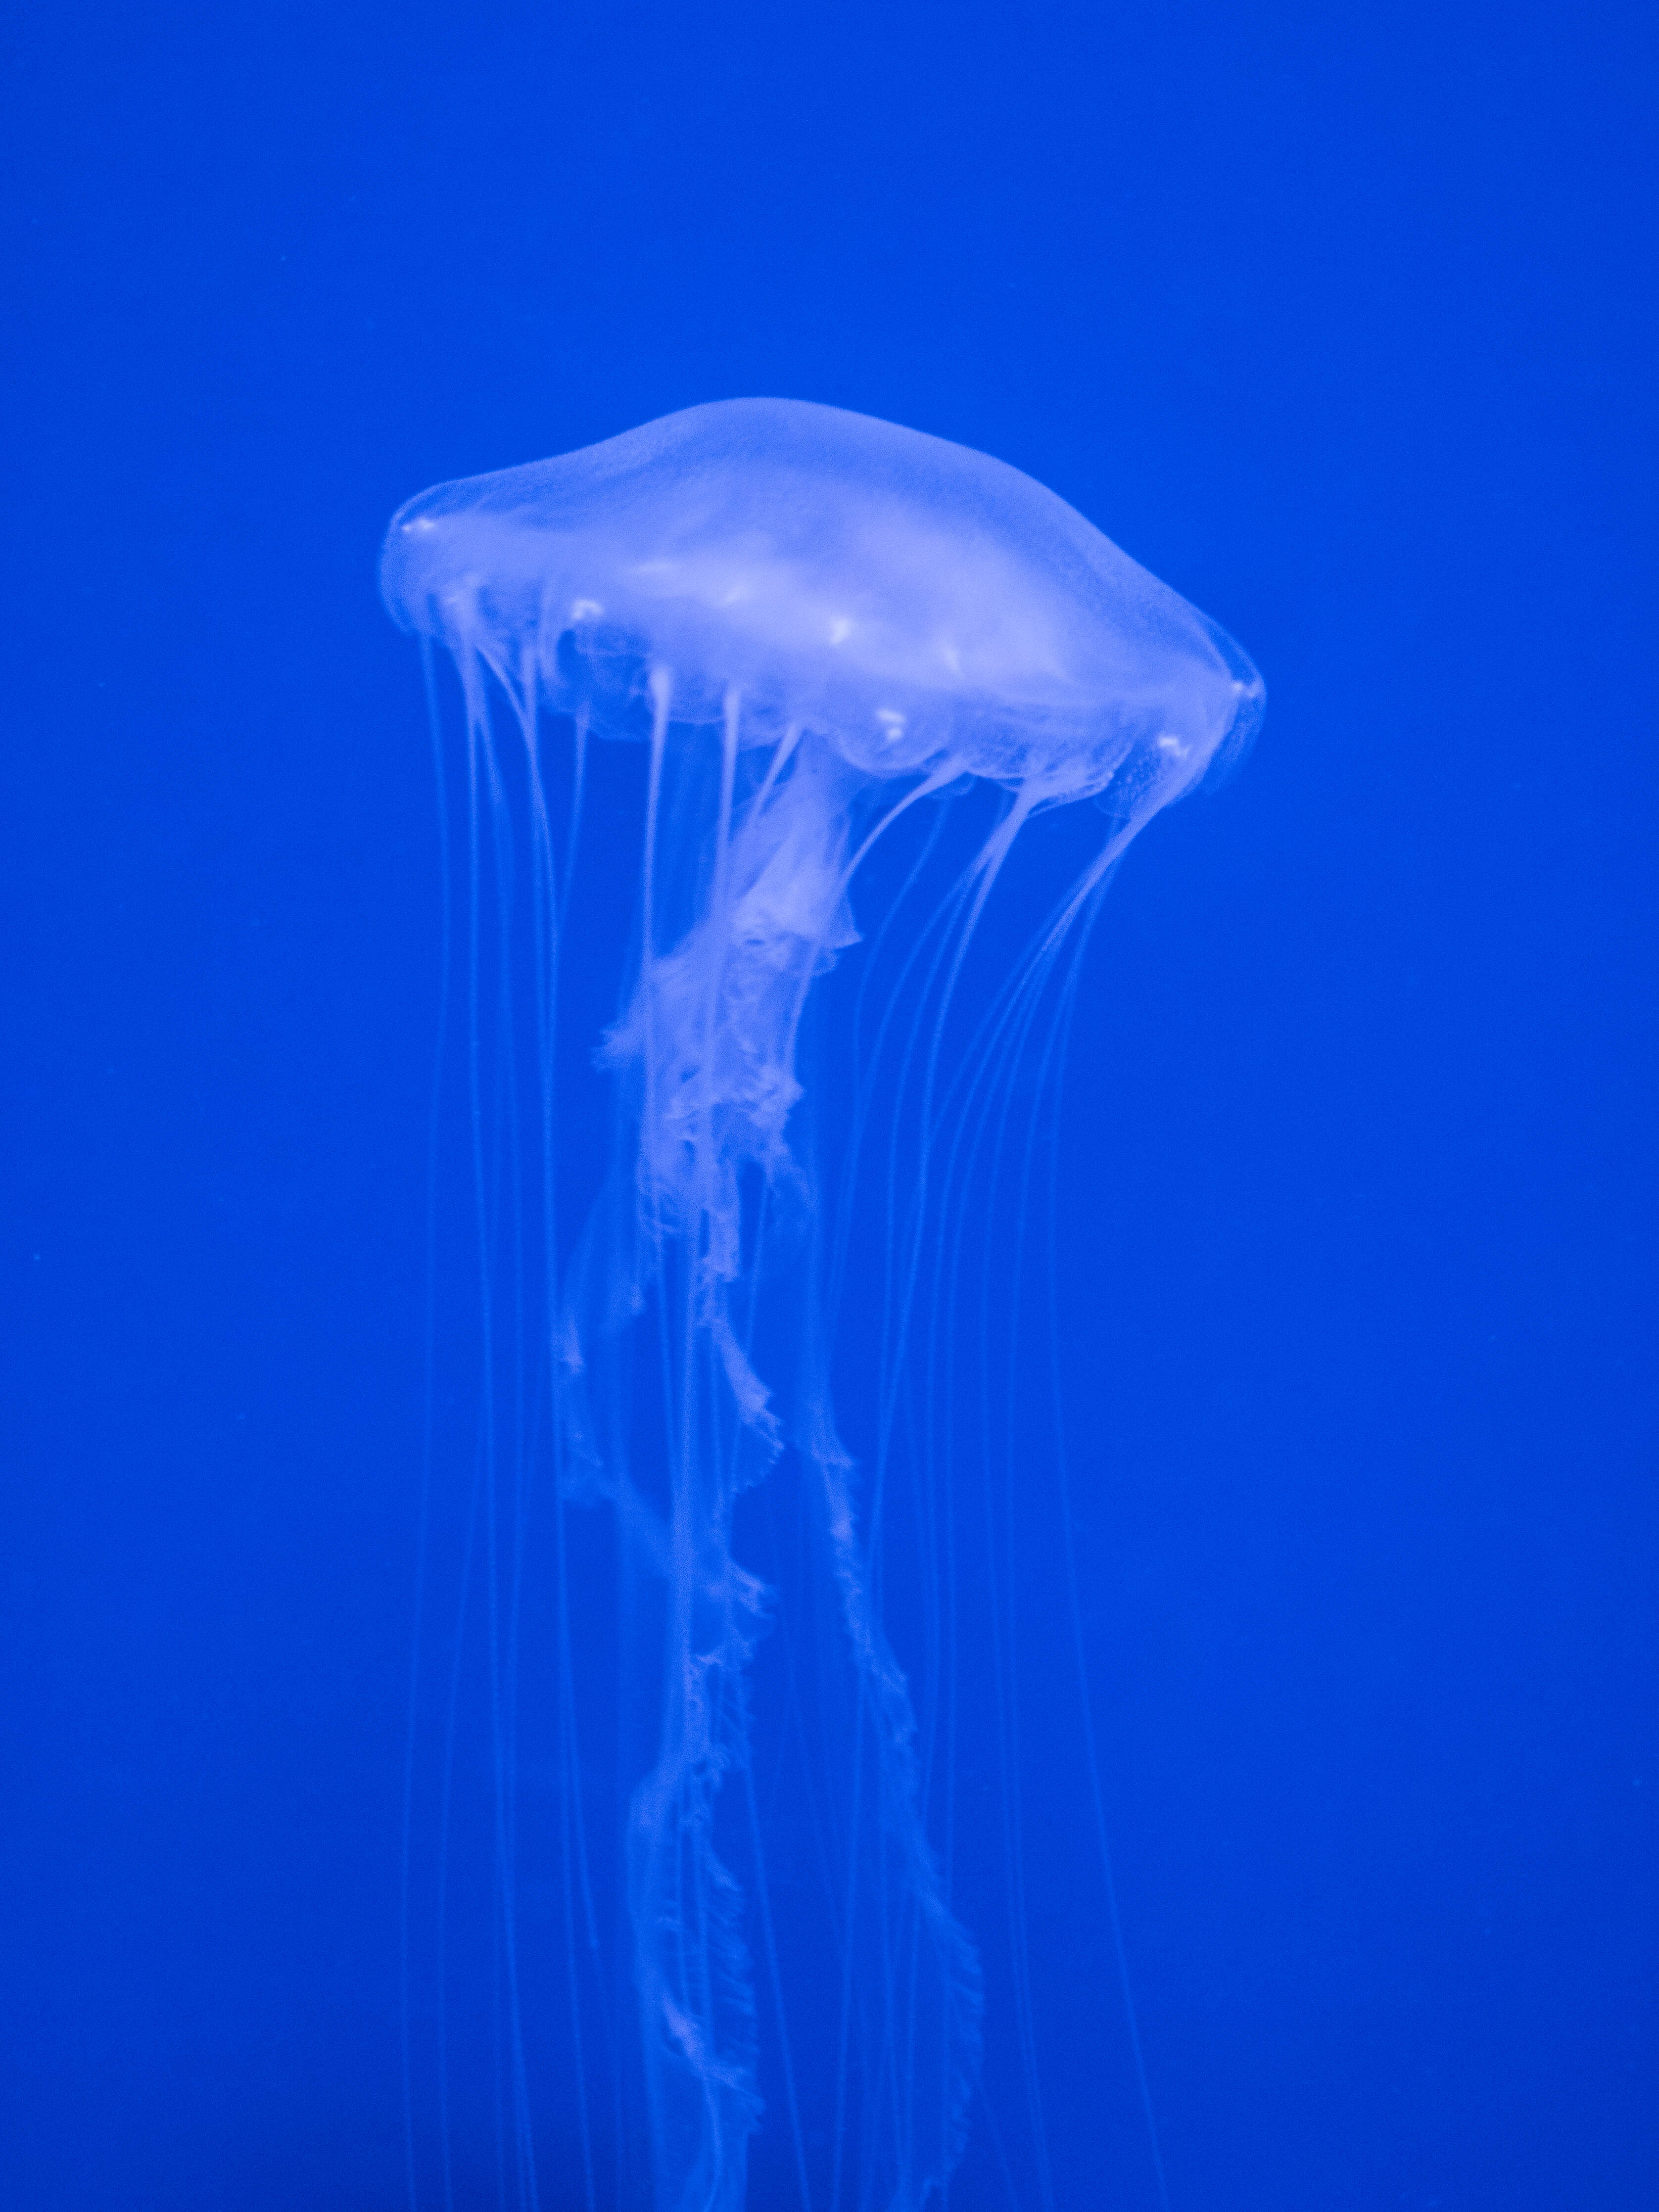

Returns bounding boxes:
[3,4,1655,2207]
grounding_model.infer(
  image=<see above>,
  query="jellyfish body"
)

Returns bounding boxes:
[382,400,1261,2212]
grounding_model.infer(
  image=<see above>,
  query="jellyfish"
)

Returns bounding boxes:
[381,398,1261,2212]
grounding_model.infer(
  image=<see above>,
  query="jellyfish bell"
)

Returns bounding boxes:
[381,395,1261,798]
[381,398,1260,2212]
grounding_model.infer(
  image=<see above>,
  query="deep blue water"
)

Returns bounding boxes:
[3,4,1655,2208]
